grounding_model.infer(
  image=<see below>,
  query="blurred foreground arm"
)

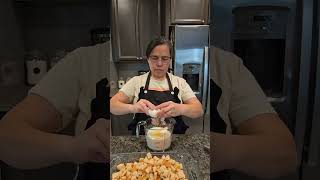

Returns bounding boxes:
[211,113,298,179]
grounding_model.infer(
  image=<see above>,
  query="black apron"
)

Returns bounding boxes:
[77,78,110,180]
[128,72,189,135]
[210,79,230,180]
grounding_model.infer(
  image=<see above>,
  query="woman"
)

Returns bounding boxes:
[110,37,203,134]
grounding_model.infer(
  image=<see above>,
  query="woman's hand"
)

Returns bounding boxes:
[155,101,184,118]
[70,119,110,164]
[129,99,156,114]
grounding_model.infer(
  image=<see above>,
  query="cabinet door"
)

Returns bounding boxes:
[171,0,209,24]
[138,0,161,59]
[112,0,139,60]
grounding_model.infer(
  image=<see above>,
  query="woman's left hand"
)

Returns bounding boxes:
[155,101,184,118]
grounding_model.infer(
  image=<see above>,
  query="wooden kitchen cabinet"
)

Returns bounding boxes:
[170,0,209,24]
[112,0,139,61]
[112,0,161,61]
[138,0,161,59]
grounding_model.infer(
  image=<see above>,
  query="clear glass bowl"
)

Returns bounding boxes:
[110,152,202,179]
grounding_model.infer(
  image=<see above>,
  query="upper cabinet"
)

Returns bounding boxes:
[112,0,209,61]
[112,0,139,61]
[138,0,161,59]
[14,0,107,6]
[112,0,161,61]
[170,0,209,24]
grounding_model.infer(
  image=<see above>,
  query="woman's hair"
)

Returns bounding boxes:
[145,36,173,58]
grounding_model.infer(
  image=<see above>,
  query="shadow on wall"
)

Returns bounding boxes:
[211,0,296,51]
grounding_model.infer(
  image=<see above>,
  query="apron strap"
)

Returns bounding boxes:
[166,73,174,92]
[144,72,174,93]
[144,72,152,91]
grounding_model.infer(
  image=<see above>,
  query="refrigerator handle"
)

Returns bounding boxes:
[136,0,141,57]
[202,46,209,115]
[307,45,320,167]
[169,26,175,75]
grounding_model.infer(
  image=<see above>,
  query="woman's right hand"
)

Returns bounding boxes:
[129,99,156,114]
[69,119,110,164]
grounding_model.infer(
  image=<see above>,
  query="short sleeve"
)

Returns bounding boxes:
[29,49,81,129]
[119,76,138,103]
[229,56,276,127]
[180,78,196,102]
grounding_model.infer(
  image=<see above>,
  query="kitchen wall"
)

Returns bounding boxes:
[116,63,149,80]
[0,0,27,112]
[0,0,24,59]
[108,60,150,95]
[0,0,24,87]
[211,0,296,50]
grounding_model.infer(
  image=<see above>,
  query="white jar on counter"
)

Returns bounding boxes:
[25,50,47,86]
[118,77,125,89]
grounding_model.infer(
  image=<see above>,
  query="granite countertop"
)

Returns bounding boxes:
[111,133,210,179]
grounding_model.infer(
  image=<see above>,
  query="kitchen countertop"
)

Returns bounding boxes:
[111,133,210,179]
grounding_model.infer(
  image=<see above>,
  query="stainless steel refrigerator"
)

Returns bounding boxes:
[247,0,320,179]
[294,0,320,179]
[169,25,210,133]
[228,1,320,179]
[211,1,320,179]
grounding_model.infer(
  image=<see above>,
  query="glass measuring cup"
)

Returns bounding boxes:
[136,118,175,151]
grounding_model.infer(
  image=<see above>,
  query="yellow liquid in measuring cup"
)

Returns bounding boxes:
[146,127,171,151]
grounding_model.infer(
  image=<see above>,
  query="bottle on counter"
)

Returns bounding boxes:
[118,77,125,89]
[25,50,47,86]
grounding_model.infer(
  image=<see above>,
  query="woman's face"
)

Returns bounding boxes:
[147,44,171,79]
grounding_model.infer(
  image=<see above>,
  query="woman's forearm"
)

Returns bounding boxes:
[110,99,133,115]
[0,120,74,169]
[211,132,297,179]
[180,103,203,118]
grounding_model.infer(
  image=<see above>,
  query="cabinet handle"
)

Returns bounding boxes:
[136,0,141,54]
[136,0,140,55]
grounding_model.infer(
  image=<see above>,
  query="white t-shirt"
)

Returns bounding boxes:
[211,47,276,134]
[119,72,196,104]
[29,42,110,135]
